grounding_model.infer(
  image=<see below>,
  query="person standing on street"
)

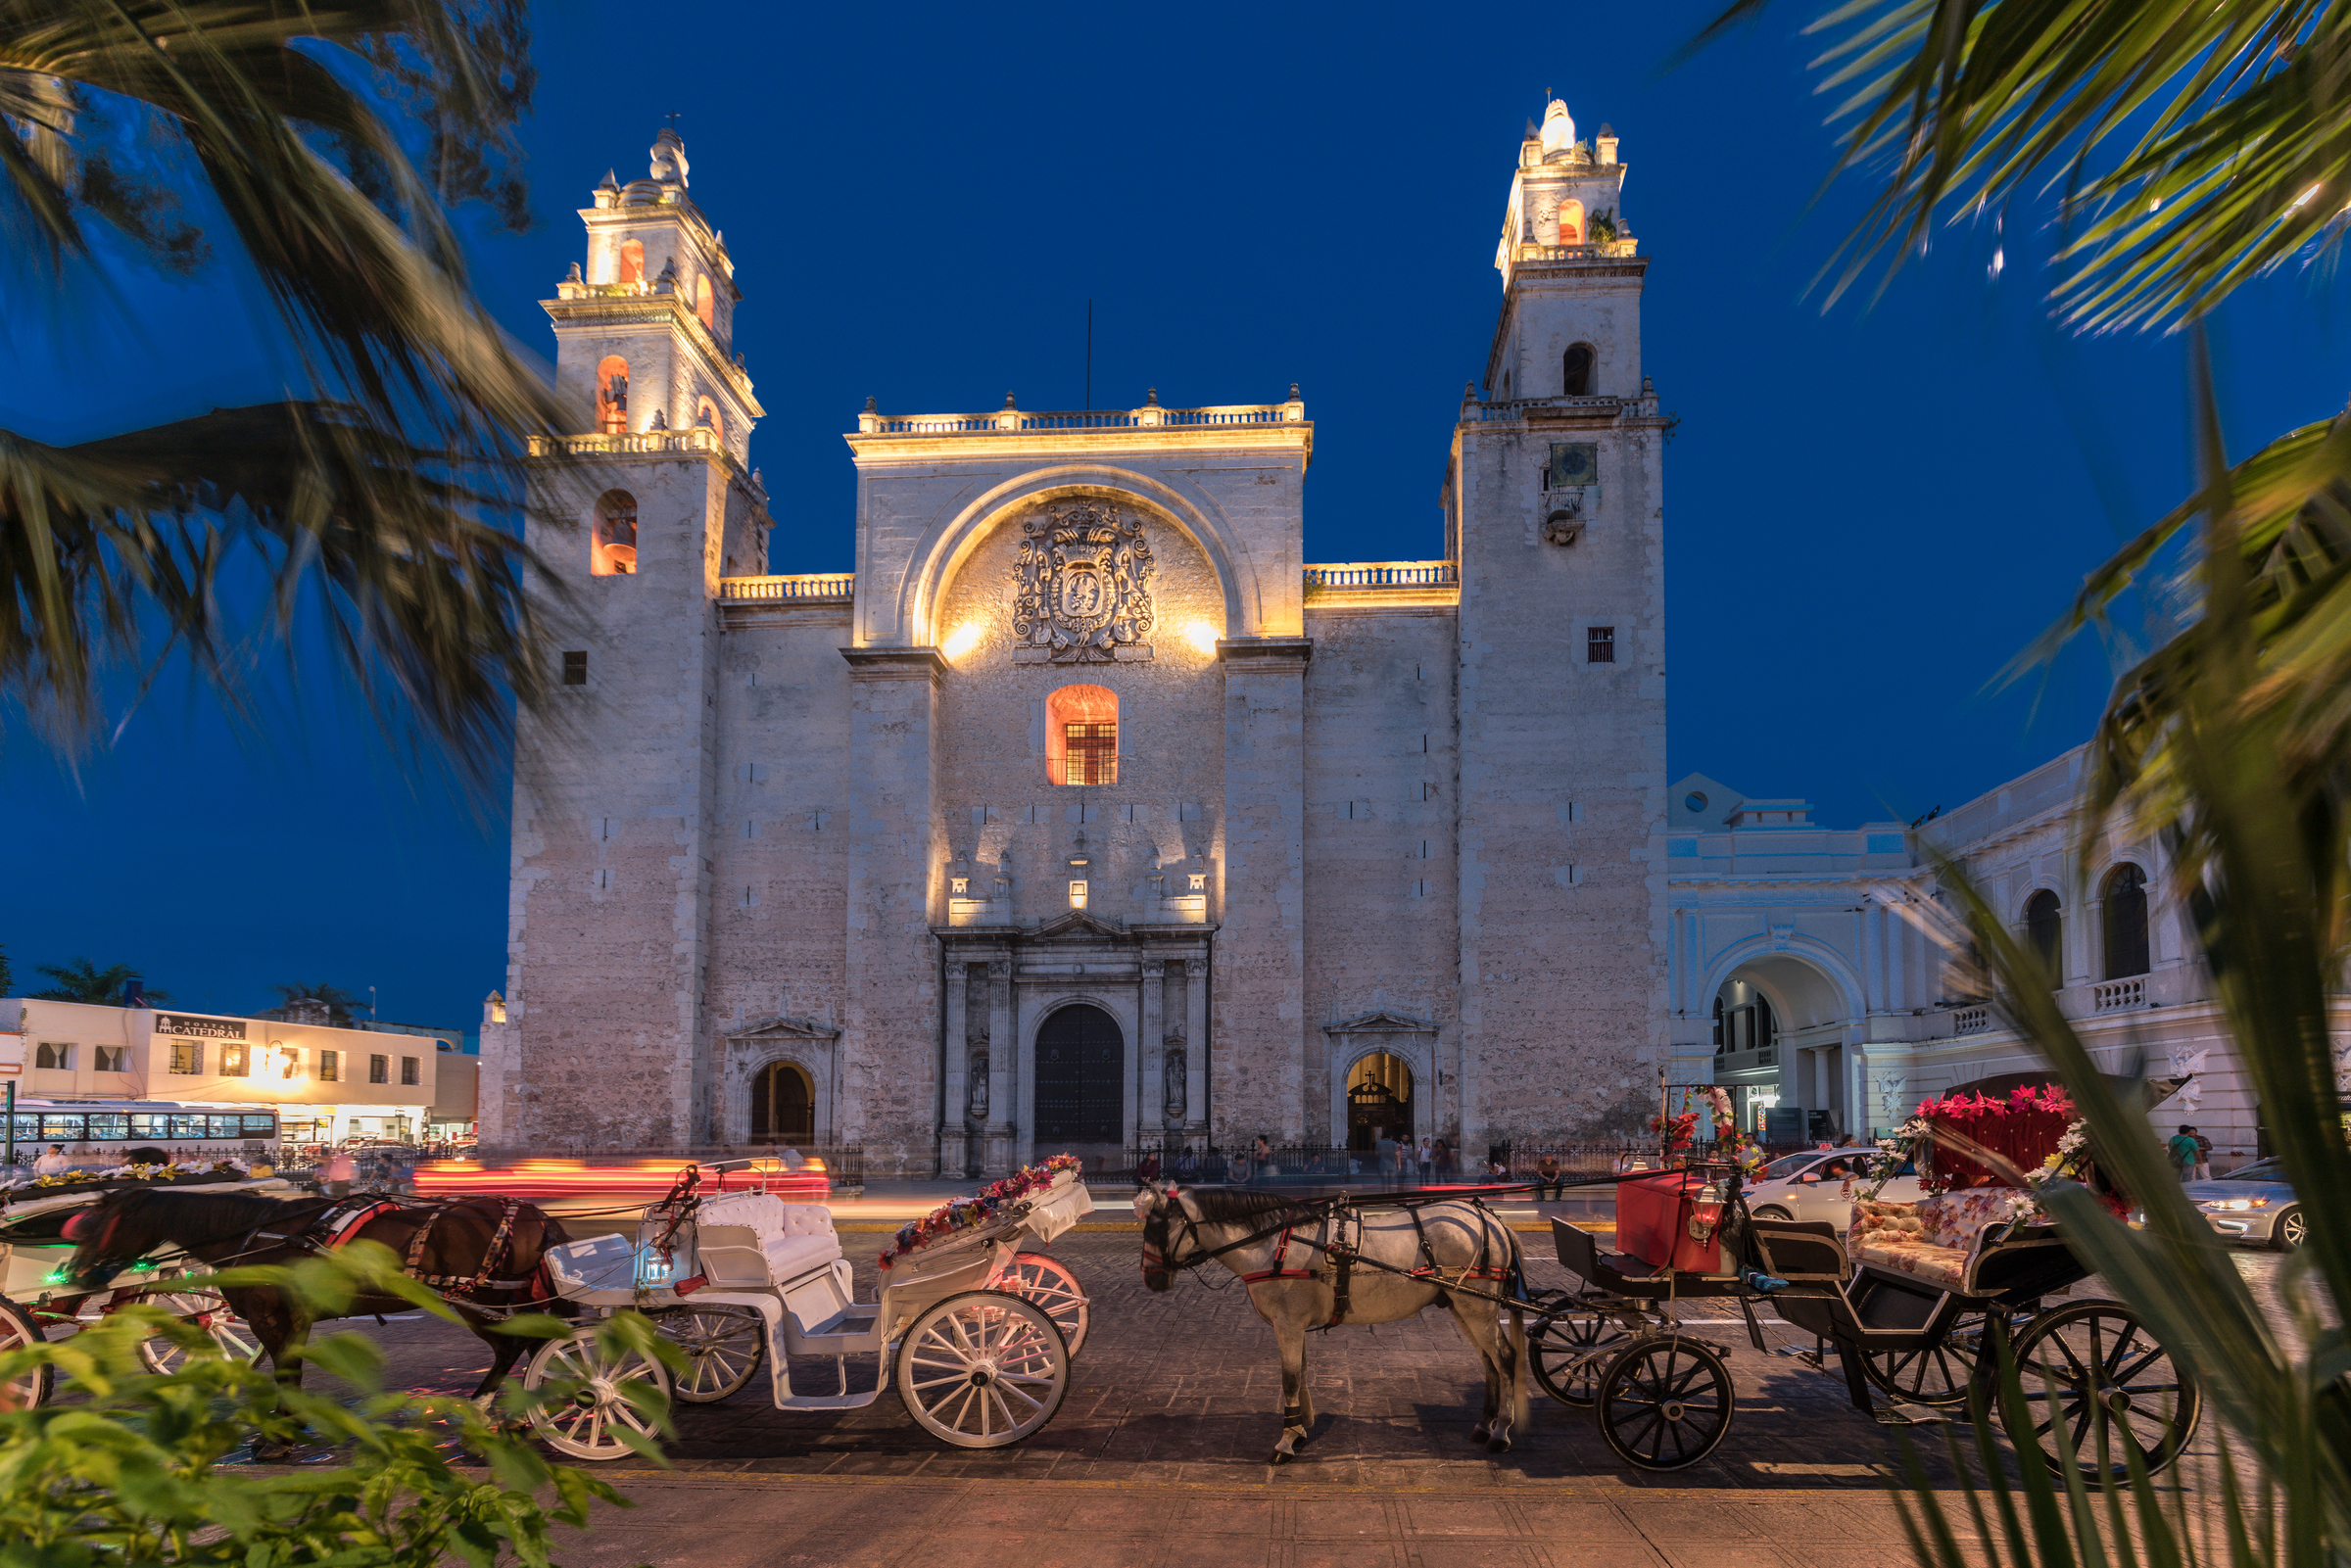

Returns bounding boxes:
[2191,1127,2214,1181]
[1417,1136,1433,1184]
[2166,1124,2201,1181]
[322,1147,358,1199]
[33,1145,72,1177]
[1373,1127,1399,1189]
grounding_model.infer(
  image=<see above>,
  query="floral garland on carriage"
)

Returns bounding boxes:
[1869,1084,2126,1223]
[1650,1086,1769,1180]
[877,1154,1083,1270]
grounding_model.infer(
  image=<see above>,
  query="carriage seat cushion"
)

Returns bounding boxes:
[696,1192,842,1283]
[1848,1191,2023,1293]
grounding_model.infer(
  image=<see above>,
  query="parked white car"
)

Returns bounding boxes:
[1744,1149,1923,1233]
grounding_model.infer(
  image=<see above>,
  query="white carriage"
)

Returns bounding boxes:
[527,1164,1093,1458]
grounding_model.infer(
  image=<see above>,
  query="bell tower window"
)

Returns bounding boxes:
[618,239,645,286]
[1557,198,1584,245]
[695,273,715,328]
[1045,684,1118,785]
[1563,342,1596,397]
[592,489,638,576]
[595,355,630,435]
[696,396,724,443]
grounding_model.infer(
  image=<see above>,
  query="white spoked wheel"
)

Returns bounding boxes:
[0,1299,51,1412]
[134,1287,262,1375]
[998,1251,1089,1357]
[652,1306,766,1402]
[522,1331,672,1461]
[894,1290,1069,1448]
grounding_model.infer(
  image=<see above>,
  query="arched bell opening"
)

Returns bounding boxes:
[750,1060,814,1144]
[1345,1053,1414,1152]
[590,489,638,576]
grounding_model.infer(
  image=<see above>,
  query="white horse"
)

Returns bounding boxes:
[1135,1180,1530,1462]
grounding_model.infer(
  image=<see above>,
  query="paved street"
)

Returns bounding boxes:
[284,1220,2281,1565]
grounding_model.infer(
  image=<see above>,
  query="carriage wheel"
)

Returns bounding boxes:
[1860,1307,2023,1408]
[1528,1307,1630,1408]
[998,1251,1089,1357]
[894,1290,1068,1448]
[2000,1300,2201,1487]
[0,1299,50,1412]
[651,1306,766,1402]
[1595,1338,1736,1471]
[134,1288,263,1376]
[522,1331,672,1462]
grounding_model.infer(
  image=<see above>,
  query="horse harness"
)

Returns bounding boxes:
[240,1193,538,1298]
[1165,1194,1520,1328]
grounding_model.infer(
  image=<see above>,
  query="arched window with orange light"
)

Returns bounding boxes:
[591,489,638,576]
[595,355,630,435]
[695,273,715,328]
[1556,199,1584,246]
[617,239,645,286]
[1046,685,1118,785]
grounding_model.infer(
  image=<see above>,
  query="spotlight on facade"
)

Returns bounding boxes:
[1184,620,1219,653]
[942,623,984,660]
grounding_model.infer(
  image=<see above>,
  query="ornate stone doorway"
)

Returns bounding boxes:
[750,1060,814,1144]
[1034,1004,1124,1147]
[1346,1053,1414,1152]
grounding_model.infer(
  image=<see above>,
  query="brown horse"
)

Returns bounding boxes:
[60,1185,572,1400]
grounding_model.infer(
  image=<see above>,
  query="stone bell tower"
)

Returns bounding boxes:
[483,128,772,1153]
[1445,100,1670,1150]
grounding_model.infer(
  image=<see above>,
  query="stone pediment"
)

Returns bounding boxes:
[1322,1010,1436,1036]
[1028,909,1128,943]
[725,1015,840,1043]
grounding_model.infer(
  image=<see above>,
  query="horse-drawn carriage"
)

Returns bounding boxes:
[523,1159,1095,1459]
[0,1169,300,1408]
[1529,1102,2201,1481]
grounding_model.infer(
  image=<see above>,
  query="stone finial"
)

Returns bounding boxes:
[598,168,619,191]
[654,256,678,294]
[1144,388,1160,406]
[649,407,668,430]
[650,125,689,186]
[1003,391,1018,409]
[864,395,878,412]
[751,467,763,488]
[1289,383,1301,401]
[1463,379,1478,406]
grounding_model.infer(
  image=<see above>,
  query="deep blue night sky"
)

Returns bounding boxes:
[7,3,2348,1027]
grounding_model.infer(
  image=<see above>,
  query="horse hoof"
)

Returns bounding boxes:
[1486,1436,1512,1454]
[1270,1449,1293,1465]
[1470,1424,1490,1444]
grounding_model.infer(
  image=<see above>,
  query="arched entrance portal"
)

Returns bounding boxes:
[1710,953,1852,1143]
[1034,1005,1124,1147]
[1346,1053,1415,1151]
[750,1061,814,1144]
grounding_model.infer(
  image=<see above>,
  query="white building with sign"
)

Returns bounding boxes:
[0,999,438,1150]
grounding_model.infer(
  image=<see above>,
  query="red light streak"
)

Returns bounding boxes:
[410,1159,830,1203]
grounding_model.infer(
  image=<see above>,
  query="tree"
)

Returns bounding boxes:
[1691,0,2351,859]
[0,943,11,997]
[1,0,577,788]
[30,956,165,1004]
[264,981,370,1024]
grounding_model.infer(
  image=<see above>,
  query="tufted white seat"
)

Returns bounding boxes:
[696,1191,842,1284]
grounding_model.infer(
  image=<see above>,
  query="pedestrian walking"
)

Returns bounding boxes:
[2191,1127,2213,1181]
[1373,1127,1399,1188]
[2166,1124,2201,1182]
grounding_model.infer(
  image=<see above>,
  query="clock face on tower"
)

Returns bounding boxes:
[1550,443,1598,487]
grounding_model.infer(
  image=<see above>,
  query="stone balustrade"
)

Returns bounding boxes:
[1303,561,1459,591]
[858,394,1306,436]
[530,429,725,458]
[718,573,854,602]
[2092,977,2147,1012]
[1953,1006,1991,1035]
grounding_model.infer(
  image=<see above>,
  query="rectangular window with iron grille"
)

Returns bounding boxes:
[318,1050,339,1082]
[1062,722,1117,785]
[1587,625,1615,664]
[401,1056,419,1086]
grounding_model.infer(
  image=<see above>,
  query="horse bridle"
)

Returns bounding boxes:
[1141,1190,1333,1285]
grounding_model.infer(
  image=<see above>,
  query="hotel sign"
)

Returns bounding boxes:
[153,1014,247,1041]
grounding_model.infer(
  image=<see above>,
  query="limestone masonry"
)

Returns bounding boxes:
[483,107,1671,1172]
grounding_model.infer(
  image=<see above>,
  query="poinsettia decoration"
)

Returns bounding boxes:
[878,1153,1081,1270]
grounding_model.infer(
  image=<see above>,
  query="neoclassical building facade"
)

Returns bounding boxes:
[1664,748,2327,1162]
[479,106,1672,1171]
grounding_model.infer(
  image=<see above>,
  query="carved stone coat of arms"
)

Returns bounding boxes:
[1010,503,1155,662]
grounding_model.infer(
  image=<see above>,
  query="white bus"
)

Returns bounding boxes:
[6,1099,281,1167]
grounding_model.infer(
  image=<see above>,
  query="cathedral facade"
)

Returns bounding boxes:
[480,104,1672,1173]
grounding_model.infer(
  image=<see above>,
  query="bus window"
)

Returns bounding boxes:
[208,1115,243,1138]
[10,1114,36,1143]
[168,1114,205,1140]
[40,1115,84,1141]
[130,1114,168,1139]
[242,1114,277,1136]
[87,1113,129,1140]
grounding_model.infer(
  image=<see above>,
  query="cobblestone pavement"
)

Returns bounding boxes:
[252,1220,2283,1565]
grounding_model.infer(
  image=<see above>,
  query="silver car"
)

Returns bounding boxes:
[2183,1157,2304,1249]
[1745,1149,1924,1233]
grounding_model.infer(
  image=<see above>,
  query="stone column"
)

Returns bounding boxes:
[940,961,968,1179]
[1183,956,1209,1145]
[1217,638,1311,1146]
[1139,960,1165,1147]
[984,958,1015,1176]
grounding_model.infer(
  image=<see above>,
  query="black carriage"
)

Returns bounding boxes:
[1530,1173,2201,1481]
